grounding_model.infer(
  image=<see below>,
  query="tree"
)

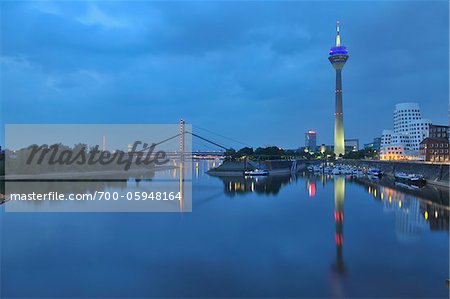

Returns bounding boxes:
[236,147,254,157]
[254,146,285,159]
[224,148,237,161]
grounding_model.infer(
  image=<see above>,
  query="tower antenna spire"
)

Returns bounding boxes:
[336,20,341,47]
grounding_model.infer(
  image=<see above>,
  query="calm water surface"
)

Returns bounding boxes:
[1,160,449,298]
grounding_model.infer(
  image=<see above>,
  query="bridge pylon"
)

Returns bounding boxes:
[179,119,185,161]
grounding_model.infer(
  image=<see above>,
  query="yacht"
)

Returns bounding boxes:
[367,168,383,177]
[332,166,344,175]
[351,168,364,176]
[394,172,426,186]
[244,169,269,176]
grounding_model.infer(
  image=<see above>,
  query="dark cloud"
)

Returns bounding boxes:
[1,1,448,148]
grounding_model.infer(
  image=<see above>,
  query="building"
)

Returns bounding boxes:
[429,124,449,139]
[420,124,450,163]
[344,139,359,152]
[102,136,106,152]
[381,130,393,148]
[392,103,431,152]
[320,144,326,154]
[364,137,381,152]
[380,144,409,160]
[407,119,432,151]
[305,130,317,152]
[394,103,421,134]
[380,103,431,160]
[329,21,349,157]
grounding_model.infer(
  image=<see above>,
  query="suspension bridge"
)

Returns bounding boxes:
[131,119,248,159]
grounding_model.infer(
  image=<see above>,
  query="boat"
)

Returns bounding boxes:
[324,166,334,174]
[244,169,269,176]
[313,165,323,173]
[332,166,344,175]
[343,166,353,175]
[367,168,383,177]
[394,172,426,186]
[351,168,364,176]
[307,165,323,173]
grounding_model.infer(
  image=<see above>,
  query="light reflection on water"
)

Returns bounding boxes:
[0,160,448,298]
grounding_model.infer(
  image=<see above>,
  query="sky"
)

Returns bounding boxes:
[0,1,448,150]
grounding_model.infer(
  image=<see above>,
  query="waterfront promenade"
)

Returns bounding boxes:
[207,159,450,187]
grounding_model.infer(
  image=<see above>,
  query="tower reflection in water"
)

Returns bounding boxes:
[333,176,346,275]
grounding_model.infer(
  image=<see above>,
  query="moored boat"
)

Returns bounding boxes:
[394,172,426,186]
[367,168,383,177]
[351,168,364,176]
[332,166,344,175]
[244,169,269,176]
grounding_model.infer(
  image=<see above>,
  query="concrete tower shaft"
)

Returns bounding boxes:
[329,21,349,157]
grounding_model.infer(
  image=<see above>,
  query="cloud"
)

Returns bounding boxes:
[0,1,448,148]
[76,4,129,29]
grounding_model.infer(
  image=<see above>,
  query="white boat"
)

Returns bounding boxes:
[367,168,383,177]
[324,166,334,174]
[244,169,269,176]
[394,172,425,186]
[343,166,353,175]
[313,165,322,173]
[352,168,364,176]
[333,166,344,175]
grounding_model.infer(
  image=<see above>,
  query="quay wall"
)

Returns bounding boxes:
[207,159,449,187]
[342,160,449,187]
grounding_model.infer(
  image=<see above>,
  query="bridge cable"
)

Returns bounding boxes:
[186,131,229,151]
[193,125,252,148]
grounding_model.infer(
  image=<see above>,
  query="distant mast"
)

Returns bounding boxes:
[328,20,349,157]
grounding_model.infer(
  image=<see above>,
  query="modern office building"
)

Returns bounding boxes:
[344,139,359,152]
[329,21,349,157]
[394,103,421,134]
[420,124,450,162]
[380,144,408,160]
[381,130,393,148]
[305,130,317,152]
[380,103,431,160]
[407,119,432,151]
[364,137,381,152]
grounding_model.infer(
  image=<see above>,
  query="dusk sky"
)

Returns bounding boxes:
[1,1,448,150]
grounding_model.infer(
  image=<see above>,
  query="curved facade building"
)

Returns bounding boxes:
[381,102,431,160]
[394,103,421,134]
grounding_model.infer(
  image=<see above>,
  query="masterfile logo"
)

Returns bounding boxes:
[4,124,192,212]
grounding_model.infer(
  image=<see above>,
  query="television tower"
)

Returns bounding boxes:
[329,21,349,157]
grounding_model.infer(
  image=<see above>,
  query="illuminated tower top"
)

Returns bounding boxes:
[329,20,349,69]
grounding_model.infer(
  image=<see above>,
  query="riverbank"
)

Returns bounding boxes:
[0,165,174,181]
[342,160,449,188]
[208,159,450,188]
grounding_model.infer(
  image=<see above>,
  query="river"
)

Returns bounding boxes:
[0,159,448,298]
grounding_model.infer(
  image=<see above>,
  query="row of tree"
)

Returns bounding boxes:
[224,146,378,161]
